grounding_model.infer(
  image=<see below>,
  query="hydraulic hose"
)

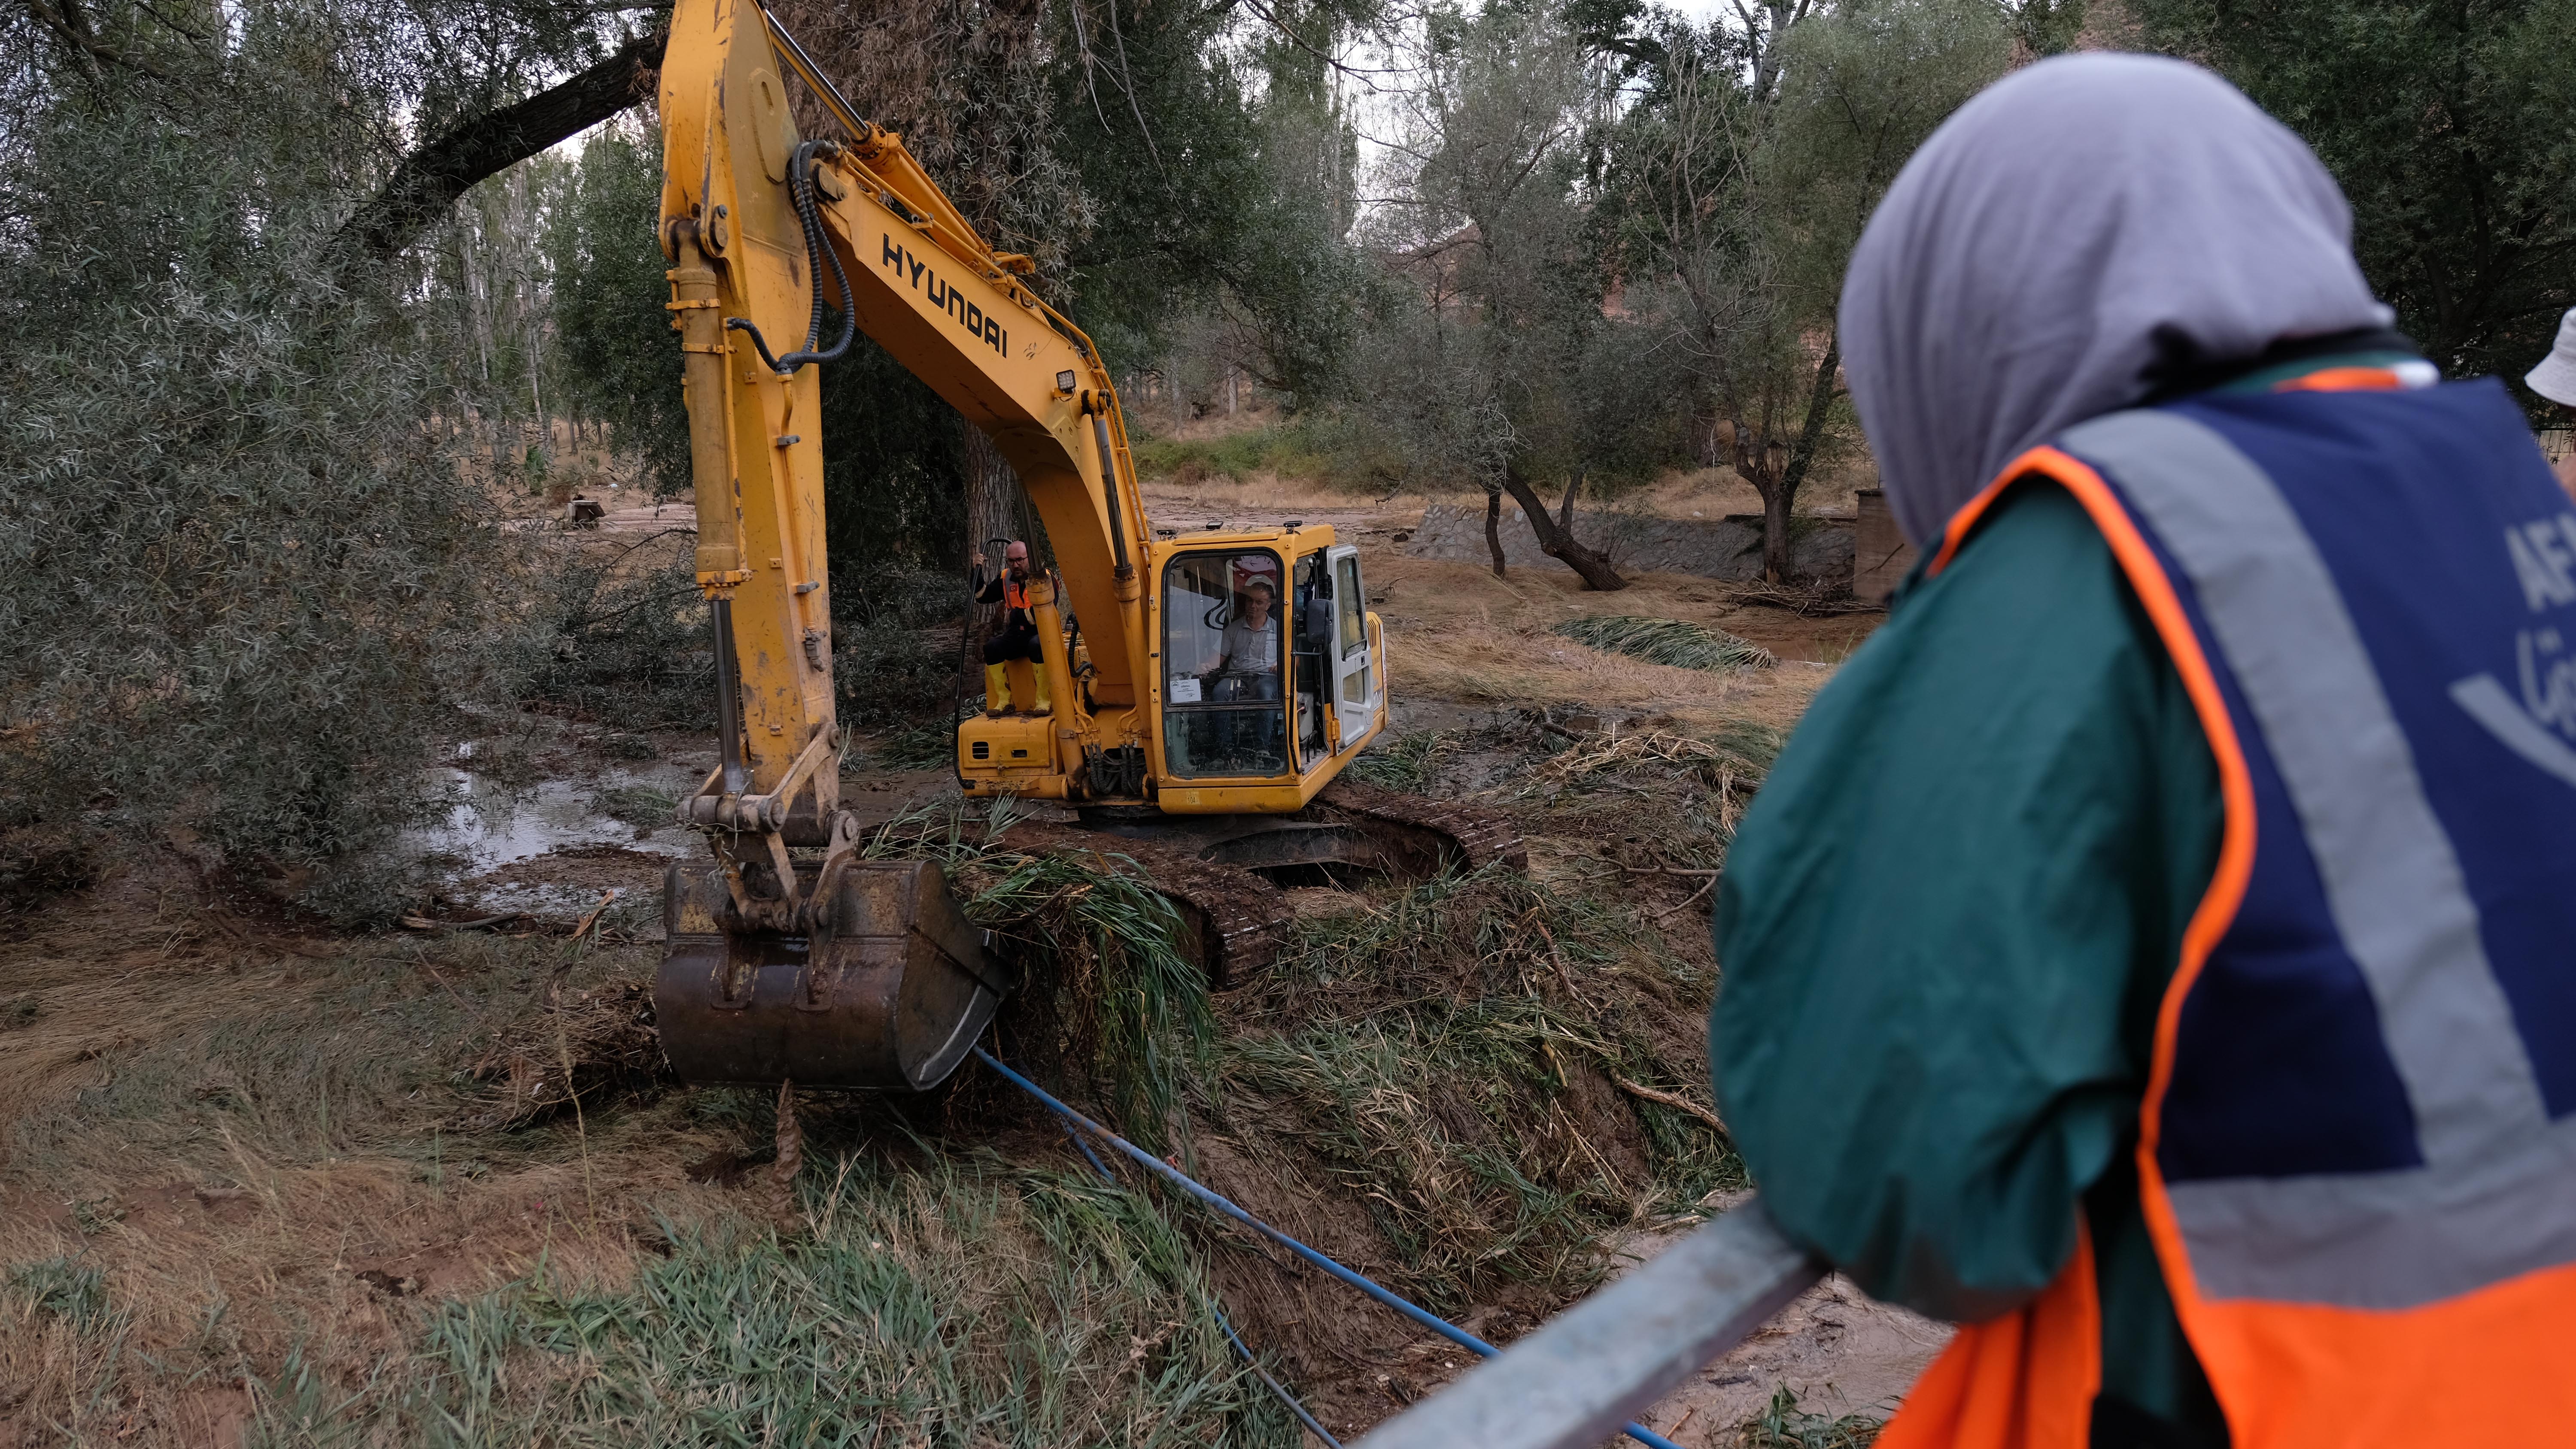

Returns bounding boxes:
[725,139,857,376]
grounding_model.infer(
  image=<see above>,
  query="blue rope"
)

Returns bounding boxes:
[973,1047,1687,1449]
[1049,1067,1343,1446]
[1212,1300,1346,1448]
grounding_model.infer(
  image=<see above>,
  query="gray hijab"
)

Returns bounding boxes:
[1839,53,2391,548]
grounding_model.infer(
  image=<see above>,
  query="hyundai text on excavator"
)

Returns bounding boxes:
[650,0,1522,1093]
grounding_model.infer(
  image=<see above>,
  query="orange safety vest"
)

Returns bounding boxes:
[1878,369,2576,1448]
[995,573,1032,621]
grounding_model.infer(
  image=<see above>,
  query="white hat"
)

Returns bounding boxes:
[2528,307,2576,406]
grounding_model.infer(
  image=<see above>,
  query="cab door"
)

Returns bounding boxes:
[1326,544,1381,749]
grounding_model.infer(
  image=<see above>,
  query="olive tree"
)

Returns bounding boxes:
[2138,0,2576,400]
[1355,0,1640,590]
[1600,0,2007,580]
[0,33,521,919]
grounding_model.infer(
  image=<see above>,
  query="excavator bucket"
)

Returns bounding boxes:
[655,859,1010,1091]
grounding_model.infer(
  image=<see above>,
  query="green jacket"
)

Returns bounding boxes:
[1710,477,2227,1445]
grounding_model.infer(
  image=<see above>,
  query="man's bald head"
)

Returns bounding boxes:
[1005,541,1029,576]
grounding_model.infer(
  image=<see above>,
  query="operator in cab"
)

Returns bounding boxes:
[971,540,1049,717]
[1709,54,2576,1448]
[1200,575,1284,764]
[1203,576,1282,695]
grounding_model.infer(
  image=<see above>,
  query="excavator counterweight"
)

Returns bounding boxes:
[649,0,1521,1091]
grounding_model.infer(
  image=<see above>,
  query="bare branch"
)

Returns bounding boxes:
[23,0,172,79]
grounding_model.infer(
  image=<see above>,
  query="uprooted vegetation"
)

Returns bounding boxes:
[0,741,1759,1443]
[1356,709,1783,878]
[1554,615,1779,673]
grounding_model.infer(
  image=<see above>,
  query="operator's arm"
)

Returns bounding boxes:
[1708,481,2224,1425]
[1201,621,1233,680]
[975,575,1005,606]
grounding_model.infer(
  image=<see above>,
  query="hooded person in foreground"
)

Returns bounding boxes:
[1709,53,2576,1449]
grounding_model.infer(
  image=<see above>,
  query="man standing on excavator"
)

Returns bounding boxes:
[970,540,1049,717]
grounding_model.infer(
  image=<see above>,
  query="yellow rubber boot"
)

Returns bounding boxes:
[1030,666,1051,715]
[983,662,1012,717]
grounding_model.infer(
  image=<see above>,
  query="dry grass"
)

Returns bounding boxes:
[0,873,716,1443]
[0,840,1283,1446]
[1506,729,1770,839]
[0,483,1885,1444]
[1366,553,1844,734]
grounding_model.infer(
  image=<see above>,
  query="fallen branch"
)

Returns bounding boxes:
[1612,1074,1727,1135]
[1653,875,1719,921]
[401,912,519,932]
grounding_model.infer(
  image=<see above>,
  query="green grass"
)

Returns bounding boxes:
[1552,615,1776,673]
[859,707,972,771]
[964,849,1214,1149]
[1129,420,1331,487]
[6,1258,118,1337]
[402,1160,1290,1448]
[1346,728,1458,792]
[200,1158,1295,1447]
[1737,1385,1888,1447]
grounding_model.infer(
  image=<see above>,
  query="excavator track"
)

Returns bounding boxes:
[993,821,1291,988]
[990,785,1526,989]
[1313,779,1531,876]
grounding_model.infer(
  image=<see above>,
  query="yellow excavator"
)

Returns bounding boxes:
[650,0,1522,1092]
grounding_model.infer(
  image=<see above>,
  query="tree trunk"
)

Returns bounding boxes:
[959,422,1022,702]
[1762,330,1844,584]
[1500,467,1626,591]
[1484,488,1507,577]
[960,422,1020,556]
[1760,488,1794,587]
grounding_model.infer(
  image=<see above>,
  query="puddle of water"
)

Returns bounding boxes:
[410,766,701,876]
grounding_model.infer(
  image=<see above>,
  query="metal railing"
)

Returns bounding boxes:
[1355,1197,1826,1449]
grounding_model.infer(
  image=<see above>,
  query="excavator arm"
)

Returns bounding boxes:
[647,0,1476,1093]
[659,0,1150,849]
[649,0,1168,1091]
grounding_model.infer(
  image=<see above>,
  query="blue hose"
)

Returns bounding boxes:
[1048,1069,1342,1445]
[973,1047,1689,1449]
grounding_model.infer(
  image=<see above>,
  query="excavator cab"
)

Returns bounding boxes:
[959,537,1384,796]
[647,0,1511,1092]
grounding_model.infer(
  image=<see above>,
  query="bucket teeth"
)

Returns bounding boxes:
[654,858,1007,1091]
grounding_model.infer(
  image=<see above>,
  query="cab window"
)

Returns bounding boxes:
[1335,553,1370,705]
[1161,550,1288,778]
[1291,551,1331,767]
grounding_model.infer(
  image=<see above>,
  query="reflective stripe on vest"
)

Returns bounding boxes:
[1886,376,2576,1448]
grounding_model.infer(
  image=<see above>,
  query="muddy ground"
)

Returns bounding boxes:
[0,477,1932,1447]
